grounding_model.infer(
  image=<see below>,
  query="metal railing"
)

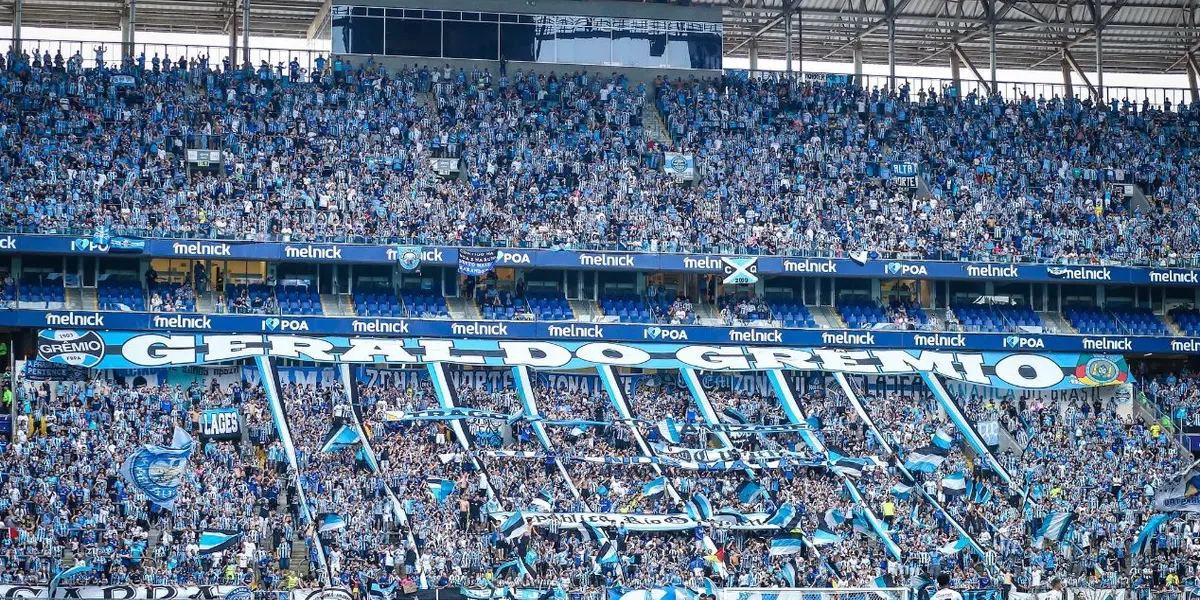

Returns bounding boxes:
[1,37,328,73]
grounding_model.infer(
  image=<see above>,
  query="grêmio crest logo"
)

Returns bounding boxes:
[36,330,106,367]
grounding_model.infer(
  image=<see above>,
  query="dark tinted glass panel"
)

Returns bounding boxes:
[350,6,366,16]
[481,12,499,22]
[348,16,384,55]
[612,30,667,67]
[423,10,442,19]
[462,12,479,20]
[499,23,535,62]
[443,11,461,20]
[500,14,517,23]
[386,18,441,57]
[332,15,383,55]
[443,21,499,60]
[367,8,383,17]
[667,32,722,70]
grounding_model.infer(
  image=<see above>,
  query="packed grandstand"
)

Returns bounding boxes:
[0,0,1199,598]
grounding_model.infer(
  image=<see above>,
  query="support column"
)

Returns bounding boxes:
[1187,52,1200,104]
[121,0,137,62]
[853,42,863,78]
[12,0,22,55]
[749,41,758,77]
[228,0,237,72]
[795,3,803,72]
[987,0,997,95]
[950,50,962,97]
[886,0,896,87]
[784,8,793,72]
[1062,51,1075,99]
[1094,5,1104,102]
[242,0,251,68]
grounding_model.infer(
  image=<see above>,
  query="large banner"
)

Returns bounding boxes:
[38,330,1131,391]
[458,249,497,276]
[0,586,351,600]
[490,511,778,531]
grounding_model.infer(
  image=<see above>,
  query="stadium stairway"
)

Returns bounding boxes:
[694,303,721,326]
[810,306,843,329]
[69,288,91,310]
[447,296,482,320]
[196,291,215,313]
[1039,311,1075,334]
[568,299,600,321]
[320,294,354,316]
[1164,312,1186,336]
[643,100,672,145]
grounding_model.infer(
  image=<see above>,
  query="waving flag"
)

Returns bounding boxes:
[501,511,529,540]
[781,562,797,587]
[1131,514,1171,554]
[531,489,554,512]
[658,418,683,444]
[769,534,806,556]
[826,446,871,478]
[932,429,954,450]
[198,529,243,555]
[721,407,750,424]
[318,513,347,533]
[320,423,361,453]
[822,508,846,530]
[939,534,971,554]
[736,480,764,504]
[810,527,843,546]
[768,503,804,530]
[904,445,949,473]
[48,562,93,599]
[119,426,194,510]
[642,476,667,498]
[941,472,967,498]
[1153,459,1200,512]
[426,477,457,504]
[1034,510,1075,548]
[685,493,714,521]
[890,482,913,500]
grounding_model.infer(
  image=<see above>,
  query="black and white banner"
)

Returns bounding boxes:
[458,249,498,276]
[491,511,779,531]
[199,408,243,441]
[0,586,351,600]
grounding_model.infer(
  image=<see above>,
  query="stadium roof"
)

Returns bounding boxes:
[1,0,1197,77]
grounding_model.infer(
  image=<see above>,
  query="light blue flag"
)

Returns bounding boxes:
[939,534,971,554]
[1035,509,1075,547]
[320,424,361,453]
[502,511,528,540]
[822,508,846,530]
[810,527,842,546]
[531,489,554,512]
[941,472,967,498]
[197,529,242,555]
[49,562,92,598]
[642,476,667,498]
[769,534,806,556]
[890,482,913,500]
[119,426,193,510]
[426,477,457,504]
[933,429,954,450]
[1131,514,1171,554]
[658,418,682,444]
[318,513,347,533]
[781,562,797,587]
[685,493,714,521]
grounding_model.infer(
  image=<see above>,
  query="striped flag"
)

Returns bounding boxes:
[685,493,714,521]
[904,445,949,473]
[890,482,913,500]
[933,428,954,450]
[642,476,667,498]
[769,534,806,556]
[318,513,346,533]
[658,418,682,444]
[810,526,843,546]
[1035,509,1075,548]
[736,480,764,504]
[426,477,457,504]
[826,446,871,478]
[721,407,750,424]
[501,511,529,540]
[768,503,804,530]
[822,508,846,530]
[941,472,967,498]
[530,489,554,512]
[781,561,797,587]
[939,534,971,554]
[320,424,361,453]
[197,529,242,555]
[1131,514,1171,555]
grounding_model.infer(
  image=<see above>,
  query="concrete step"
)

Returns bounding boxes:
[1164,313,1185,336]
[1039,311,1076,334]
[196,292,215,313]
[66,288,85,310]
[447,296,481,320]
[810,306,843,329]
[319,294,353,317]
[642,99,672,146]
[568,299,599,321]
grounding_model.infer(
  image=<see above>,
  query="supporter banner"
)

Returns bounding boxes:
[199,408,242,441]
[464,449,821,471]
[1152,459,1200,512]
[664,152,696,180]
[0,586,351,600]
[491,511,777,531]
[19,359,89,381]
[385,408,511,422]
[6,234,1200,286]
[120,427,194,510]
[459,249,498,276]
[395,246,423,271]
[41,330,1132,391]
[976,420,1001,448]
[890,162,919,188]
[652,443,817,466]
[1067,591,1127,600]
[17,309,1200,354]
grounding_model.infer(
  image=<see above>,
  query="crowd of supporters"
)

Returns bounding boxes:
[1,45,1200,263]
[4,368,1198,595]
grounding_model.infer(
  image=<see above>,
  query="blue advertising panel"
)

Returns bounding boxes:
[0,234,1197,285]
[10,309,1200,354]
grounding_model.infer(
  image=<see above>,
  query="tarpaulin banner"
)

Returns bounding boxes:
[0,586,352,600]
[38,330,1132,391]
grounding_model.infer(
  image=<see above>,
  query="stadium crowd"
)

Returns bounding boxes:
[1,45,1199,263]
[5,367,1198,596]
